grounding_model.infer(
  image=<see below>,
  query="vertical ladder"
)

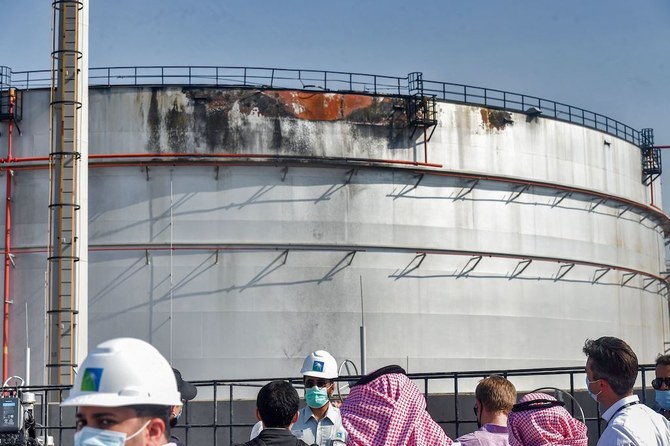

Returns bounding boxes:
[47,0,83,386]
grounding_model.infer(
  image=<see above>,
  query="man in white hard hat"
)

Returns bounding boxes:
[61,337,183,446]
[250,350,346,445]
[291,350,346,445]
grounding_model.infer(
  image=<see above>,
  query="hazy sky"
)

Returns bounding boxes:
[1,0,669,205]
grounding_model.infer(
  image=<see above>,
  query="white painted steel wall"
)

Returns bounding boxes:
[0,87,666,387]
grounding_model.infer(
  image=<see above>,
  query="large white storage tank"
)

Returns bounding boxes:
[0,67,667,384]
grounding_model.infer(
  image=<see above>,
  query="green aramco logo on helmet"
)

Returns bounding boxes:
[80,368,104,391]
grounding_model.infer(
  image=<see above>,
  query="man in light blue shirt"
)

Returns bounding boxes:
[583,336,670,445]
[250,350,346,445]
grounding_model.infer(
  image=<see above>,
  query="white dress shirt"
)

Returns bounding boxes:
[291,404,346,446]
[598,395,670,445]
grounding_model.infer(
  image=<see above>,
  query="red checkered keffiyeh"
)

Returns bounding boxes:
[340,372,453,446]
[507,393,588,446]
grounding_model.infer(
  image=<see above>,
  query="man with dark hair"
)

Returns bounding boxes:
[653,354,670,420]
[457,375,516,445]
[237,381,313,446]
[583,336,670,445]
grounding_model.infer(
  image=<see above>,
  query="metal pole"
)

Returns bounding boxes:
[3,91,13,382]
[25,348,30,386]
[359,276,366,375]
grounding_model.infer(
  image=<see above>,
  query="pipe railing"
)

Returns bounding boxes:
[8,66,642,145]
[12,364,659,446]
[422,80,640,145]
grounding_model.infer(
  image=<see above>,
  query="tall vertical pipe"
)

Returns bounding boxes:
[47,0,88,386]
[2,90,14,382]
[76,0,89,375]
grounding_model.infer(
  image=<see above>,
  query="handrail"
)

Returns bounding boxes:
[10,364,659,445]
[422,80,640,145]
[8,66,642,145]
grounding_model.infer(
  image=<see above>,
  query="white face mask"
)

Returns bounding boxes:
[74,420,150,446]
[585,377,602,403]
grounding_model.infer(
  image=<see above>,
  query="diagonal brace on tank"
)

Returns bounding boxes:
[509,259,532,280]
[389,174,424,200]
[453,179,479,201]
[238,249,289,292]
[618,205,634,217]
[592,268,610,284]
[643,278,659,291]
[621,272,638,287]
[554,263,575,281]
[551,191,572,208]
[314,170,357,203]
[317,251,357,284]
[589,197,607,212]
[506,184,530,204]
[457,256,482,278]
[392,253,427,280]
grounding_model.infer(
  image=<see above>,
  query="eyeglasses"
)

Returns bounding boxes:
[472,406,478,417]
[304,378,330,388]
[652,377,670,390]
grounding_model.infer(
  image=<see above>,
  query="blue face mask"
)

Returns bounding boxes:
[305,386,329,408]
[656,390,670,410]
[74,421,150,446]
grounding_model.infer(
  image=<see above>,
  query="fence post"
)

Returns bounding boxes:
[641,366,647,404]
[213,383,218,446]
[569,372,575,415]
[229,384,234,446]
[454,373,460,437]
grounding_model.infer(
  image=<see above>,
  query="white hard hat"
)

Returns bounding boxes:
[300,350,338,379]
[61,337,182,407]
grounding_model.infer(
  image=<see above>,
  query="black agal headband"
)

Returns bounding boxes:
[512,398,565,412]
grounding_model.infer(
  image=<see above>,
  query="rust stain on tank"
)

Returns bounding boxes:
[342,95,375,118]
[480,108,512,131]
[178,88,397,152]
[270,91,391,123]
[273,91,341,120]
